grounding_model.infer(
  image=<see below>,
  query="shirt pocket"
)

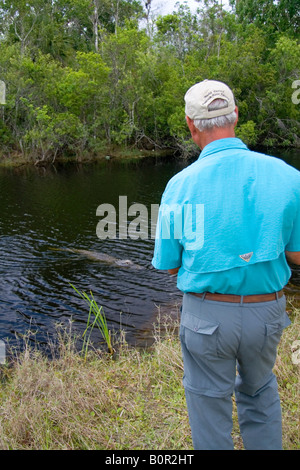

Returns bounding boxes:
[180,311,219,359]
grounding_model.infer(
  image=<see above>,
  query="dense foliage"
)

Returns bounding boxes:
[0,0,299,162]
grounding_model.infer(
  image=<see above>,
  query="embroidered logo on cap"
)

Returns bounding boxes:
[239,252,253,262]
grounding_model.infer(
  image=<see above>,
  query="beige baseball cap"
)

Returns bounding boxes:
[184,79,236,120]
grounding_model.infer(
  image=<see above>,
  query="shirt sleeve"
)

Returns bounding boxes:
[152,199,183,270]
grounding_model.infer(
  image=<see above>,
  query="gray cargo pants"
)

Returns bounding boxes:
[180,292,291,450]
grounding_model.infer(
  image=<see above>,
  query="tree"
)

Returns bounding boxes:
[230,0,299,36]
[0,0,42,56]
[155,3,199,61]
[0,0,299,161]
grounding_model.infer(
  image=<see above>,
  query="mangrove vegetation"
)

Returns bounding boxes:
[0,0,299,164]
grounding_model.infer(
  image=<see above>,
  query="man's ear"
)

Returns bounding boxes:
[234,106,239,127]
[186,116,201,144]
[186,116,200,140]
[186,116,195,133]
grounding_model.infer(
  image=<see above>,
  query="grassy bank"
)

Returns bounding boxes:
[0,147,175,168]
[0,302,299,450]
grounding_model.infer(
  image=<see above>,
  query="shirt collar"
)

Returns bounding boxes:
[198,137,249,160]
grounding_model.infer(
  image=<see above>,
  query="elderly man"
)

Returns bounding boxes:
[152,80,300,450]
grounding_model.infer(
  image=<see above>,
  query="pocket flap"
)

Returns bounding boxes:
[265,313,291,336]
[265,322,281,336]
[181,312,219,335]
[284,313,292,328]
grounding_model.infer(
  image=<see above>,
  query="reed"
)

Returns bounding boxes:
[70,284,114,356]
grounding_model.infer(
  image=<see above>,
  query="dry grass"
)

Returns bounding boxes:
[0,315,191,450]
[0,303,299,450]
[274,298,300,450]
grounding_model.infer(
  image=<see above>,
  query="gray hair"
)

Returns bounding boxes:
[193,98,237,132]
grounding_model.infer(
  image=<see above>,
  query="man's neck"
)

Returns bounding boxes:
[199,127,236,150]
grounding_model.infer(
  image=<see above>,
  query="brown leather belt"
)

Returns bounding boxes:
[189,290,284,303]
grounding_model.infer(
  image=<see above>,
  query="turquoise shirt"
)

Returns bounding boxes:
[152,138,300,295]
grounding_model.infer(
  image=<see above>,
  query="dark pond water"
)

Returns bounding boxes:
[0,148,299,354]
[0,156,186,353]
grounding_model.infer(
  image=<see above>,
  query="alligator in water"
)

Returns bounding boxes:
[50,247,143,269]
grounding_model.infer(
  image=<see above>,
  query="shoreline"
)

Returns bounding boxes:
[0,143,299,169]
[0,147,178,169]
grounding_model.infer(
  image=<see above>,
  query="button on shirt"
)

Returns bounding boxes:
[152,138,300,295]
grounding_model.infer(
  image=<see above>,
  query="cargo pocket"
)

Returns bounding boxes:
[261,312,291,355]
[180,311,219,359]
